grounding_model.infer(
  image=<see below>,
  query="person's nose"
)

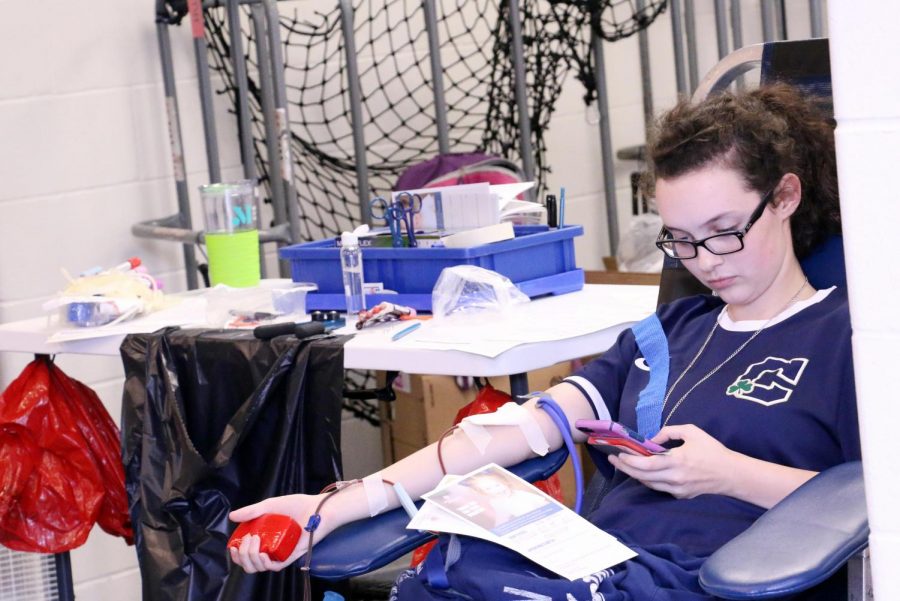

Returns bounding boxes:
[695,245,724,272]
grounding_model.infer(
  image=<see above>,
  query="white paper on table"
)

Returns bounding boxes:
[416,464,636,581]
[408,285,658,358]
[46,297,209,343]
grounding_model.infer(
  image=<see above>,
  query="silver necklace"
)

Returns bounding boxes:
[660,278,810,427]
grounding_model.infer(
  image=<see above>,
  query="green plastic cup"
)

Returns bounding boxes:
[200,181,261,287]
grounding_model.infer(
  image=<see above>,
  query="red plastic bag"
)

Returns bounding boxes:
[0,356,133,553]
[411,382,564,566]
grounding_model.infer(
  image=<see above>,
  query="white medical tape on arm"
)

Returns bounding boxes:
[362,473,389,517]
[459,402,550,456]
[457,421,493,455]
[392,483,418,519]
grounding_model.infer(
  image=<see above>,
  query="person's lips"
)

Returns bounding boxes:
[706,276,736,290]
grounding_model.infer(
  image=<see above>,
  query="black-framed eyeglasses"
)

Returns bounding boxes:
[655,187,776,260]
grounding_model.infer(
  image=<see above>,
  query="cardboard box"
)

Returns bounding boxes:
[378,361,594,507]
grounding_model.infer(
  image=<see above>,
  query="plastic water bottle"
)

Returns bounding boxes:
[340,229,366,318]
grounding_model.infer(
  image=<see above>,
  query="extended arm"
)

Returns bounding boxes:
[229,382,595,572]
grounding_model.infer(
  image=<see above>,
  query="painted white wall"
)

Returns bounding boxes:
[0,1,829,597]
[0,0,239,596]
[829,2,900,598]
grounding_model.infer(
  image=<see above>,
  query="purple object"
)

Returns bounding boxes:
[394,152,523,191]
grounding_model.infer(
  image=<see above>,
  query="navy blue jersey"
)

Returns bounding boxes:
[566,286,860,558]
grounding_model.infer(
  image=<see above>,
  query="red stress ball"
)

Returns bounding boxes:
[228,514,302,562]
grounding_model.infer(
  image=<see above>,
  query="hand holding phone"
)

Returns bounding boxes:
[575,419,668,456]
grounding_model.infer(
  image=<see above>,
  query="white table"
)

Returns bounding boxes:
[1,287,659,380]
[345,284,658,396]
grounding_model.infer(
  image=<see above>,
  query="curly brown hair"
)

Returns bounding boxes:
[641,83,840,259]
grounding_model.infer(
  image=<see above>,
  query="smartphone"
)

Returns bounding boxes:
[574,419,668,456]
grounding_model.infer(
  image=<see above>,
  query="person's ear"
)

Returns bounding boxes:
[773,173,802,219]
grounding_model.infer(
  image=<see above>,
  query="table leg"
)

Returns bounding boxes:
[509,372,529,401]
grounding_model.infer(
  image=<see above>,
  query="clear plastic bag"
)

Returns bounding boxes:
[616,213,664,273]
[431,265,530,318]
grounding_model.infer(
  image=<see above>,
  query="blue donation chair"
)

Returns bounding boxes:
[308,38,870,601]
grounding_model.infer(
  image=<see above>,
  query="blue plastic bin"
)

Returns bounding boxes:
[278,225,584,311]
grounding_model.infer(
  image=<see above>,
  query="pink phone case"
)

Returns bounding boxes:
[574,419,668,455]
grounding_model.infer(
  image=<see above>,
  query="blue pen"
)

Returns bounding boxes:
[559,186,566,228]
[391,321,421,341]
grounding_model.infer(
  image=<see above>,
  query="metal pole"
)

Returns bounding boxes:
[187,0,222,182]
[713,0,729,60]
[729,0,744,90]
[339,0,372,225]
[423,0,450,155]
[225,0,267,278]
[156,17,200,289]
[250,6,287,229]
[507,0,536,184]
[683,0,700,92]
[592,34,620,256]
[761,0,777,42]
[730,0,744,50]
[668,0,689,97]
[264,0,302,246]
[636,0,654,127]
[809,0,824,38]
[226,0,256,182]
[776,0,787,40]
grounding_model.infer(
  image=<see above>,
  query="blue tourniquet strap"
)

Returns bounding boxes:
[533,394,583,515]
[632,314,670,439]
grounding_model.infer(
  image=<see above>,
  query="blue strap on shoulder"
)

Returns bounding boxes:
[632,314,670,439]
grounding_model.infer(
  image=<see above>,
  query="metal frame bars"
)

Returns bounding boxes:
[153,4,200,289]
[809,0,825,38]
[339,0,372,225]
[226,0,256,182]
[668,0,688,96]
[713,0,729,60]
[507,0,536,184]
[683,0,700,92]
[188,0,223,182]
[592,33,619,255]
[263,0,302,246]
[423,0,451,155]
[636,0,654,127]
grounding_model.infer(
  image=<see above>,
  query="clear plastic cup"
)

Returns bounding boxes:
[200,181,261,287]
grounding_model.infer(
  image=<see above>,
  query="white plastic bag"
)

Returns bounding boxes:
[431,265,530,318]
[616,213,664,273]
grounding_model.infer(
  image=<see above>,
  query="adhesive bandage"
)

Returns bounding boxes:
[362,473,389,517]
[459,402,549,456]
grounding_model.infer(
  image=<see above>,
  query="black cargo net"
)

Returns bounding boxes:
[200,0,665,242]
[192,0,664,421]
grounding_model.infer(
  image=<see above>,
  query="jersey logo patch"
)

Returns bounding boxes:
[725,356,809,406]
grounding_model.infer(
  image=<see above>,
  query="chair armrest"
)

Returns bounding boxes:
[309,446,570,580]
[699,461,868,600]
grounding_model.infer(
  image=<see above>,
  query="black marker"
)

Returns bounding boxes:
[546,194,558,228]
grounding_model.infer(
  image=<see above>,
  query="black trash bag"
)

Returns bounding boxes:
[121,327,347,601]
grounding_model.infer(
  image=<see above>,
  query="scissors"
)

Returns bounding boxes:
[369,196,404,247]
[368,193,423,247]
